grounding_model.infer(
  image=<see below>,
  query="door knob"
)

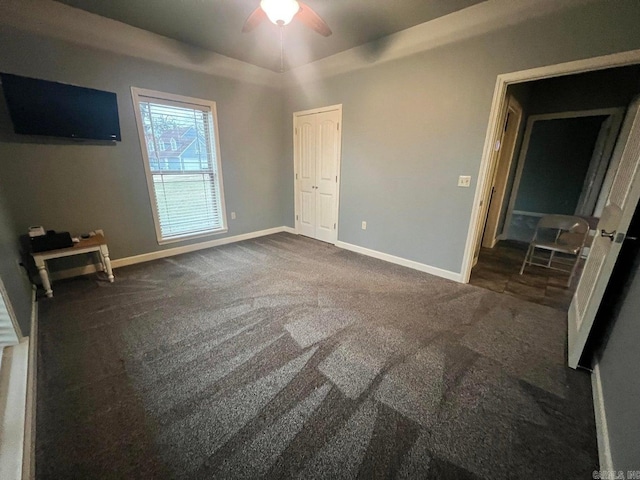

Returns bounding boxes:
[601,229,616,241]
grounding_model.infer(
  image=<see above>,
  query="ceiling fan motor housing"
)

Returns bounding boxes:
[260,0,300,26]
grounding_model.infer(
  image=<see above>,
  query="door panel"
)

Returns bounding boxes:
[317,192,335,242]
[300,191,315,230]
[315,111,339,243]
[568,96,640,368]
[298,118,316,238]
[319,117,337,181]
[300,121,314,180]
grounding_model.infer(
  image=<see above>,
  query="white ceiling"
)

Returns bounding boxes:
[53,0,487,72]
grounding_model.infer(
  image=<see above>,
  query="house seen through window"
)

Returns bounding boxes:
[132,88,227,243]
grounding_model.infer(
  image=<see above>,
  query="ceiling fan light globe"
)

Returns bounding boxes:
[260,0,300,26]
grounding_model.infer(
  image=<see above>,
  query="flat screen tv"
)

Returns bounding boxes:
[1,73,121,141]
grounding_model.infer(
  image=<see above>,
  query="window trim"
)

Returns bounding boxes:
[131,87,228,245]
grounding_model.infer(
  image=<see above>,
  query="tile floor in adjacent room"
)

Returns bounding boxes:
[469,240,581,311]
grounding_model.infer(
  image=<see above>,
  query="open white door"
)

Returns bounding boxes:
[568,96,640,368]
[483,96,523,248]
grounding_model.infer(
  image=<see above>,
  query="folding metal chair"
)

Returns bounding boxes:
[519,215,590,287]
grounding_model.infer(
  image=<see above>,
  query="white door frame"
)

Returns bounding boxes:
[502,107,624,231]
[293,104,343,244]
[461,48,640,283]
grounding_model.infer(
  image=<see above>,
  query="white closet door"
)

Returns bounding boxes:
[314,110,340,243]
[568,96,640,368]
[297,115,317,239]
[294,107,341,244]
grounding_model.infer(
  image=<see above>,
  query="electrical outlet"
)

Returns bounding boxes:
[361,221,367,230]
[458,175,471,187]
[231,212,236,220]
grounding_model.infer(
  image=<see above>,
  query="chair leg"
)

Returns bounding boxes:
[547,250,555,268]
[520,245,532,275]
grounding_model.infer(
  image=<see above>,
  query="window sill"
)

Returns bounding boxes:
[157,228,228,246]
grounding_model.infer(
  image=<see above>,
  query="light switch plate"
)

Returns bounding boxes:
[231,212,236,220]
[458,175,471,187]
[361,221,367,230]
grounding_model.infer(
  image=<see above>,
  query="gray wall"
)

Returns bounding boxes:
[0,183,32,335]
[283,0,640,273]
[513,115,606,214]
[0,26,287,269]
[598,257,640,471]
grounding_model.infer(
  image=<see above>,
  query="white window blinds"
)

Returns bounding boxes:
[132,89,227,243]
[0,281,20,347]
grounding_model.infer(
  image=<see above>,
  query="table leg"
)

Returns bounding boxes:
[35,261,53,298]
[100,245,115,282]
[96,252,105,273]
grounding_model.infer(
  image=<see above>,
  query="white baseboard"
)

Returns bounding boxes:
[49,226,463,284]
[22,290,37,480]
[0,339,29,480]
[334,241,463,282]
[591,362,613,472]
[50,226,293,281]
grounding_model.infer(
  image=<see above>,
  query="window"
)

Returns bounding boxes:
[132,88,227,244]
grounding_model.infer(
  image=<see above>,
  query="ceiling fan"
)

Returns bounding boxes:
[242,0,332,37]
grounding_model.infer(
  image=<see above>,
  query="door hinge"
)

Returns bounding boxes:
[295,127,298,135]
[337,122,340,131]
[296,173,298,180]
[334,223,336,229]
[296,215,299,221]
[336,176,338,182]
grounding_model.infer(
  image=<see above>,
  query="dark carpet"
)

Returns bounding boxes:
[36,233,598,479]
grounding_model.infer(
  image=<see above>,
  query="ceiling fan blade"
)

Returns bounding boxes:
[242,7,267,33]
[296,2,332,37]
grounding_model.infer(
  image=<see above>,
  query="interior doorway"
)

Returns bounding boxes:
[465,59,640,321]
[293,105,343,244]
[503,108,624,244]
[464,59,640,281]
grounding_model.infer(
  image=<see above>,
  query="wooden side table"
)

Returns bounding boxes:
[31,234,114,298]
